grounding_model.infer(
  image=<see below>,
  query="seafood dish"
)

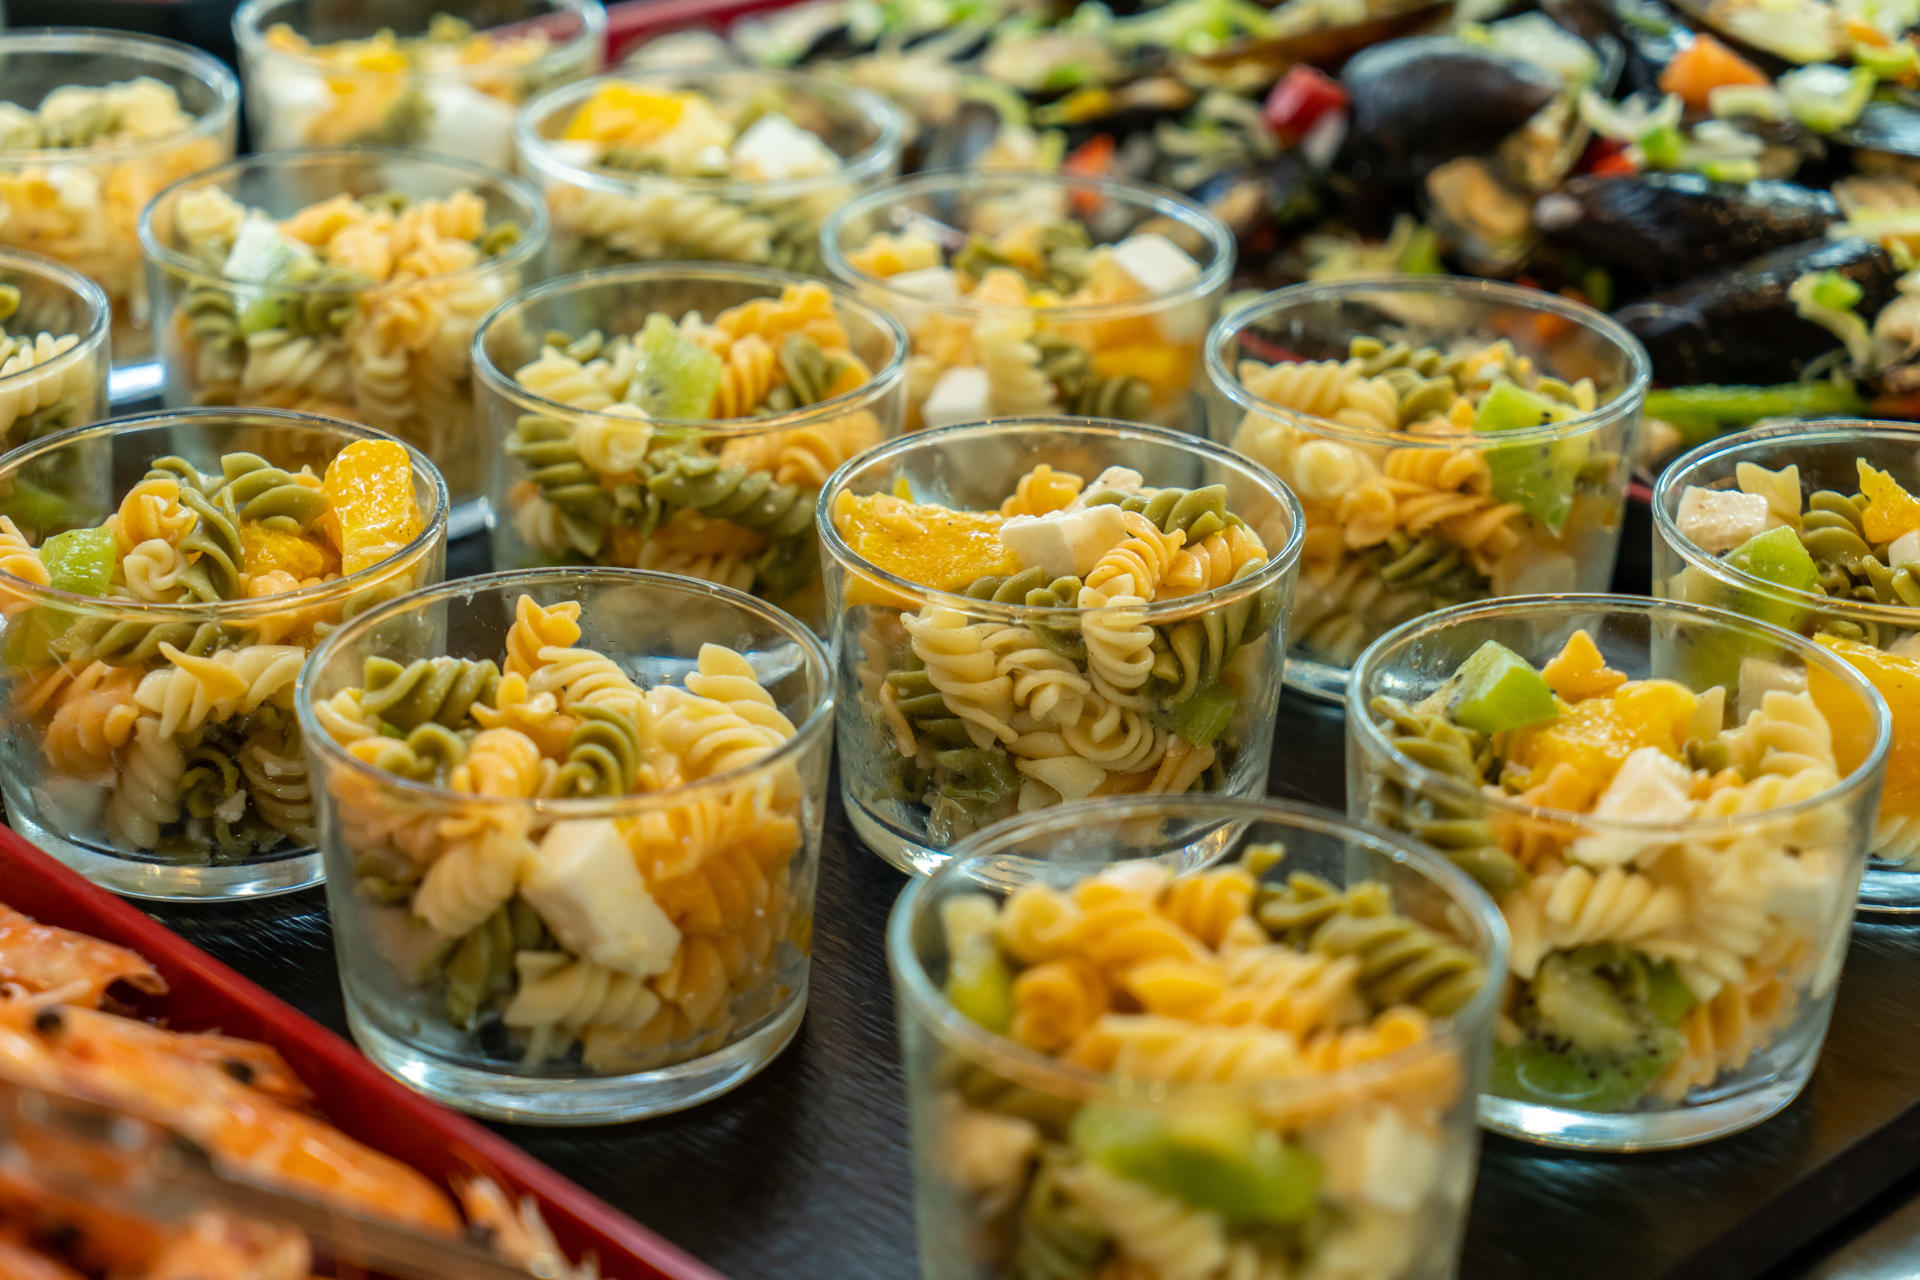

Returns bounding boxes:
[0,898,595,1278]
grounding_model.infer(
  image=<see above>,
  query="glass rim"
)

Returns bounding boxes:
[816,417,1306,622]
[515,66,907,201]
[1653,419,1920,626]
[232,0,607,78]
[821,168,1237,324]
[0,247,111,395]
[0,28,240,164]
[295,566,835,813]
[0,408,451,617]
[1204,274,1654,450]
[136,146,549,294]
[470,261,911,434]
[888,794,1509,1108]
[1345,592,1893,836]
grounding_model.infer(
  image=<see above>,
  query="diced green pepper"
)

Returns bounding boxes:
[1474,380,1586,533]
[1168,682,1238,747]
[628,313,724,419]
[1449,640,1559,735]
[1071,1105,1321,1224]
[39,526,114,597]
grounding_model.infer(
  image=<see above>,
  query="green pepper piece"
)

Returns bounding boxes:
[39,526,114,597]
[1448,640,1558,735]
[946,936,1014,1033]
[1168,682,1238,747]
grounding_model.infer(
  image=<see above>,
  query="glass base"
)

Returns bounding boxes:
[11,808,322,901]
[1478,1033,1819,1151]
[846,788,947,875]
[1858,863,1920,913]
[347,979,809,1125]
[1282,650,1349,703]
[448,496,490,541]
[109,358,163,406]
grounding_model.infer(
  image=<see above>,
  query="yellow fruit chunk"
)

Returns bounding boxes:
[1811,634,1920,815]
[240,523,338,584]
[322,439,422,575]
[562,84,689,145]
[1540,628,1627,701]
[831,490,1018,605]
[1858,460,1920,544]
[1506,682,1688,789]
[1093,342,1190,393]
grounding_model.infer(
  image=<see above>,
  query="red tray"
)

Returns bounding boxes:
[605,0,806,62]
[0,825,728,1280]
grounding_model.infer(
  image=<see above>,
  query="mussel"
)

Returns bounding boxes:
[1534,173,1840,292]
[1616,237,1899,385]
[1335,37,1564,188]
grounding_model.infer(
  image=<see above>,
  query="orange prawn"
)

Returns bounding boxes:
[0,906,164,1008]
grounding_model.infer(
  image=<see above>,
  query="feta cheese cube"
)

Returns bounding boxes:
[922,366,991,429]
[1000,505,1130,580]
[1676,486,1771,554]
[1317,1106,1440,1212]
[520,819,681,979]
[546,138,603,170]
[1892,529,1920,568]
[421,82,518,169]
[882,266,961,327]
[1109,232,1208,341]
[1574,747,1695,866]
[1085,466,1146,497]
[730,112,842,181]
[1736,656,1808,724]
[256,73,331,149]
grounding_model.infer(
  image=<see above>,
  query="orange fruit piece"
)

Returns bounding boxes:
[1540,627,1626,701]
[321,439,421,575]
[1506,682,1688,788]
[240,523,338,584]
[1810,634,1920,816]
[1092,342,1192,394]
[831,490,1018,606]
[561,83,688,144]
[1857,460,1920,544]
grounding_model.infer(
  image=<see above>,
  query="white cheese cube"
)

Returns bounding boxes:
[421,82,518,169]
[922,366,991,429]
[1110,232,1208,341]
[1736,656,1808,724]
[223,215,309,281]
[730,112,842,181]
[1086,466,1146,497]
[1676,486,1771,554]
[887,266,961,301]
[1574,747,1694,866]
[1891,530,1920,568]
[546,138,603,170]
[1318,1106,1440,1211]
[520,819,681,979]
[1000,505,1130,580]
[256,73,331,149]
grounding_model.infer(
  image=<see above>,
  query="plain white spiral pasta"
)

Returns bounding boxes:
[1057,1162,1228,1280]
[504,952,665,1032]
[104,718,186,850]
[906,606,1019,749]
[412,822,526,937]
[1075,585,1156,694]
[0,332,91,440]
[978,314,1058,416]
[560,187,774,263]
[133,644,306,736]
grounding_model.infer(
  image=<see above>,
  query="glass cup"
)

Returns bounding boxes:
[890,794,1508,1280]
[0,248,110,450]
[296,567,833,1123]
[0,30,239,399]
[140,148,549,535]
[473,262,908,630]
[0,409,450,900]
[1346,595,1889,1150]
[518,66,905,276]
[1206,276,1651,703]
[233,0,605,171]
[820,418,1303,874]
[1652,420,1920,911]
[823,170,1238,434]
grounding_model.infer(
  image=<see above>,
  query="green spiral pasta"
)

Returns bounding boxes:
[552,702,644,797]
[1029,334,1152,421]
[212,452,329,532]
[357,656,502,732]
[964,568,1084,658]
[354,722,470,780]
[1363,695,1521,894]
[439,897,553,1031]
[1376,533,1488,604]
[1259,870,1482,1017]
[646,447,814,539]
[1148,563,1281,704]
[175,485,245,602]
[1010,1156,1108,1280]
[1083,484,1235,541]
[508,414,619,557]
[759,333,843,412]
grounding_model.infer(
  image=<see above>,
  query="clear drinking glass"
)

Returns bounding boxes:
[1652,421,1920,911]
[823,170,1237,434]
[890,795,1508,1280]
[0,409,449,900]
[233,0,605,171]
[819,418,1303,874]
[473,262,908,630]
[1346,595,1889,1150]
[296,567,834,1124]
[0,248,110,450]
[140,149,548,534]
[518,66,905,276]
[0,30,239,398]
[1206,276,1650,702]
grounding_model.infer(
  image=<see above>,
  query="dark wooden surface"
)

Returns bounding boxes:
[139,508,1920,1280]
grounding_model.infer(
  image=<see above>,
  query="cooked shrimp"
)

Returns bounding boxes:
[0,999,460,1235]
[0,1230,89,1280]
[0,906,163,1007]
[139,1214,314,1280]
